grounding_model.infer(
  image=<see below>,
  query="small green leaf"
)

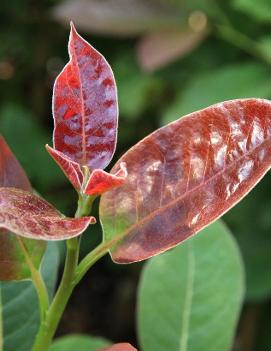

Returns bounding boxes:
[138,220,244,351]
[49,334,111,351]
[162,63,271,124]
[1,243,59,351]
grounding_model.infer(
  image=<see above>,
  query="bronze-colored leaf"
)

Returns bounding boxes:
[100,99,271,263]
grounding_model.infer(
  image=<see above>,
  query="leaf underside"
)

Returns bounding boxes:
[100,98,271,263]
[0,136,46,280]
[53,23,118,170]
[0,188,95,240]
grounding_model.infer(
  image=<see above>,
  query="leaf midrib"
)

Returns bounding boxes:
[179,241,195,351]
[71,38,87,165]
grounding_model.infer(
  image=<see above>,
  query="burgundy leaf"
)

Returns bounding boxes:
[100,98,271,263]
[0,188,95,240]
[52,22,118,170]
[84,162,127,196]
[0,135,31,191]
[101,343,137,351]
[46,144,83,191]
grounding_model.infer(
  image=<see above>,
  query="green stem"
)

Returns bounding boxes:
[74,231,127,286]
[32,194,94,351]
[32,237,79,351]
[17,237,49,322]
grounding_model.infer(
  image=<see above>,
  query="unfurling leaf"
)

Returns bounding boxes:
[0,188,95,240]
[84,162,127,196]
[0,136,46,280]
[100,98,271,263]
[48,23,120,195]
[46,144,83,191]
[101,343,137,351]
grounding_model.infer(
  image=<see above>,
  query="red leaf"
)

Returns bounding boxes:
[100,98,271,263]
[101,343,137,351]
[84,162,127,196]
[0,136,46,280]
[0,135,31,191]
[53,22,118,170]
[46,144,83,191]
[0,188,95,240]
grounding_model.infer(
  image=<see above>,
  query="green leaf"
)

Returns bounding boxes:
[138,220,244,351]
[113,53,161,120]
[257,36,271,60]
[232,0,271,23]
[1,242,59,351]
[162,63,271,124]
[49,335,111,351]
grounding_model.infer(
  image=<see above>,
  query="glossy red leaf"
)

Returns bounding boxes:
[0,136,46,280]
[0,188,95,240]
[84,162,127,196]
[46,144,83,191]
[101,343,137,351]
[100,98,271,263]
[53,22,118,170]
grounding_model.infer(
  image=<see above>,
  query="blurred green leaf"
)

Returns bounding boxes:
[1,243,59,351]
[113,53,161,120]
[232,0,271,23]
[50,334,111,351]
[138,220,244,351]
[162,62,271,124]
[0,104,66,190]
[258,36,271,59]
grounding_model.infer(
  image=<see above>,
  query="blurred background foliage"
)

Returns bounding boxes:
[1,0,271,350]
